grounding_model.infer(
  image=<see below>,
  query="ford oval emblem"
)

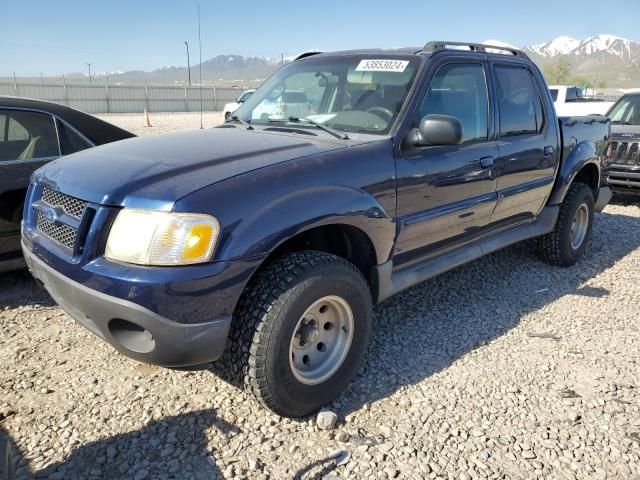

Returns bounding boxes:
[44,208,55,223]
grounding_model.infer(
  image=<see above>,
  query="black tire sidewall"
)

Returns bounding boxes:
[262,265,371,417]
[0,436,15,480]
[11,203,24,224]
[558,185,594,265]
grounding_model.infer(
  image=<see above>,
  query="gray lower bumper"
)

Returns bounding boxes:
[594,186,613,212]
[23,244,231,368]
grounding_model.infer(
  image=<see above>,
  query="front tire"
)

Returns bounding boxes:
[224,112,231,121]
[0,433,15,480]
[538,182,595,267]
[228,251,372,417]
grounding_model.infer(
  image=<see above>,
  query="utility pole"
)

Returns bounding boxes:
[197,4,203,129]
[185,41,191,86]
[85,62,92,84]
[39,73,44,83]
[281,53,284,66]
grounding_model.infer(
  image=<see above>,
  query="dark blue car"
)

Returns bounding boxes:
[22,42,611,417]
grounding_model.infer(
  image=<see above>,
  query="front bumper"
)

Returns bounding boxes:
[605,169,640,195]
[24,243,232,367]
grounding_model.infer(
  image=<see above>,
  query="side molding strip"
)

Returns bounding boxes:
[374,205,560,303]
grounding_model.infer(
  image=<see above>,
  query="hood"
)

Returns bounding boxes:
[35,127,351,210]
[611,124,640,138]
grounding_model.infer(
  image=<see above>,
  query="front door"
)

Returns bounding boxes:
[394,61,498,269]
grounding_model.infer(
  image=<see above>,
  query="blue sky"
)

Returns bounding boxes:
[2,0,639,76]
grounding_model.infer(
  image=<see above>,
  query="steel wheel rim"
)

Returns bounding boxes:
[570,203,589,250]
[289,295,354,385]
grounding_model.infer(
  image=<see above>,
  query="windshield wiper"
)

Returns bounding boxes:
[228,115,254,130]
[268,116,349,140]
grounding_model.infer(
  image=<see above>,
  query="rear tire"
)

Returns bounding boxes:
[538,182,594,267]
[224,112,231,121]
[227,251,372,417]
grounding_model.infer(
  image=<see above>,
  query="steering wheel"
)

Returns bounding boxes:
[366,106,394,122]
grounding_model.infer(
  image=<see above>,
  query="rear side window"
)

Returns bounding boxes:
[0,109,60,161]
[419,63,489,143]
[494,66,542,137]
[56,119,92,155]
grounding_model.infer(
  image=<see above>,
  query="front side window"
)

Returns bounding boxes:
[0,109,60,162]
[235,55,420,136]
[607,96,640,125]
[494,66,540,137]
[419,63,489,143]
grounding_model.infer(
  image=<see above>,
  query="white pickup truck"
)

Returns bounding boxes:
[549,85,614,117]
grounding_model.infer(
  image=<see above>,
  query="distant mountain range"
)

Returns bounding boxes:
[61,55,284,87]
[25,34,640,89]
[487,35,640,88]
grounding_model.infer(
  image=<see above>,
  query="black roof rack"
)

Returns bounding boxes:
[422,41,529,59]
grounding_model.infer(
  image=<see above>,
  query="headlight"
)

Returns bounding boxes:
[105,209,220,266]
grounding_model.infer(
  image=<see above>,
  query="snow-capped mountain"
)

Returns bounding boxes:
[524,34,637,60]
[527,36,580,57]
[572,35,634,59]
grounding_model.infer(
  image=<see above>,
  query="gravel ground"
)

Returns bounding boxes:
[1,114,639,479]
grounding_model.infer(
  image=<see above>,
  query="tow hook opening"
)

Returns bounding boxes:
[108,318,156,354]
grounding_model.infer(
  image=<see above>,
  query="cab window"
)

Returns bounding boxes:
[0,110,60,161]
[494,66,542,137]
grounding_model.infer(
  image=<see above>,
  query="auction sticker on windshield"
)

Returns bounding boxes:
[355,59,409,72]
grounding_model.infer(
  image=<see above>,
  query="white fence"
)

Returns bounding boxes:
[0,82,242,114]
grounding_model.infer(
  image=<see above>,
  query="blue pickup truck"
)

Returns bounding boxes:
[22,42,611,417]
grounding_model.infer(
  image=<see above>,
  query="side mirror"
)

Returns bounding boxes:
[406,114,463,147]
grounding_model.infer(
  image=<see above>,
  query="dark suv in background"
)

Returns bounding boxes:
[603,92,640,196]
[0,97,134,272]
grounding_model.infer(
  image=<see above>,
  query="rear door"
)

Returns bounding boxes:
[394,60,498,269]
[489,63,559,226]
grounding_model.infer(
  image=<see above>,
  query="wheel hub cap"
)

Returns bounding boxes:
[570,203,589,250]
[289,295,354,385]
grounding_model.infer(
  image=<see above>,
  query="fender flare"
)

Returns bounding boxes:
[547,140,602,206]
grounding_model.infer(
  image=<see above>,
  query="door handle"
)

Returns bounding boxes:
[479,156,494,169]
[544,146,554,157]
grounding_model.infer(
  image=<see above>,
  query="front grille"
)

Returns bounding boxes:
[36,186,89,252]
[36,211,77,250]
[609,141,640,166]
[41,186,87,219]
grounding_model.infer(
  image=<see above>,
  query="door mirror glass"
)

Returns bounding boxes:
[408,114,463,146]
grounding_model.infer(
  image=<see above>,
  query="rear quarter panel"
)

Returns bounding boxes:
[547,116,610,205]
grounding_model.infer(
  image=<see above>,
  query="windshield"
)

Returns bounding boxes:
[607,95,640,125]
[234,55,420,136]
